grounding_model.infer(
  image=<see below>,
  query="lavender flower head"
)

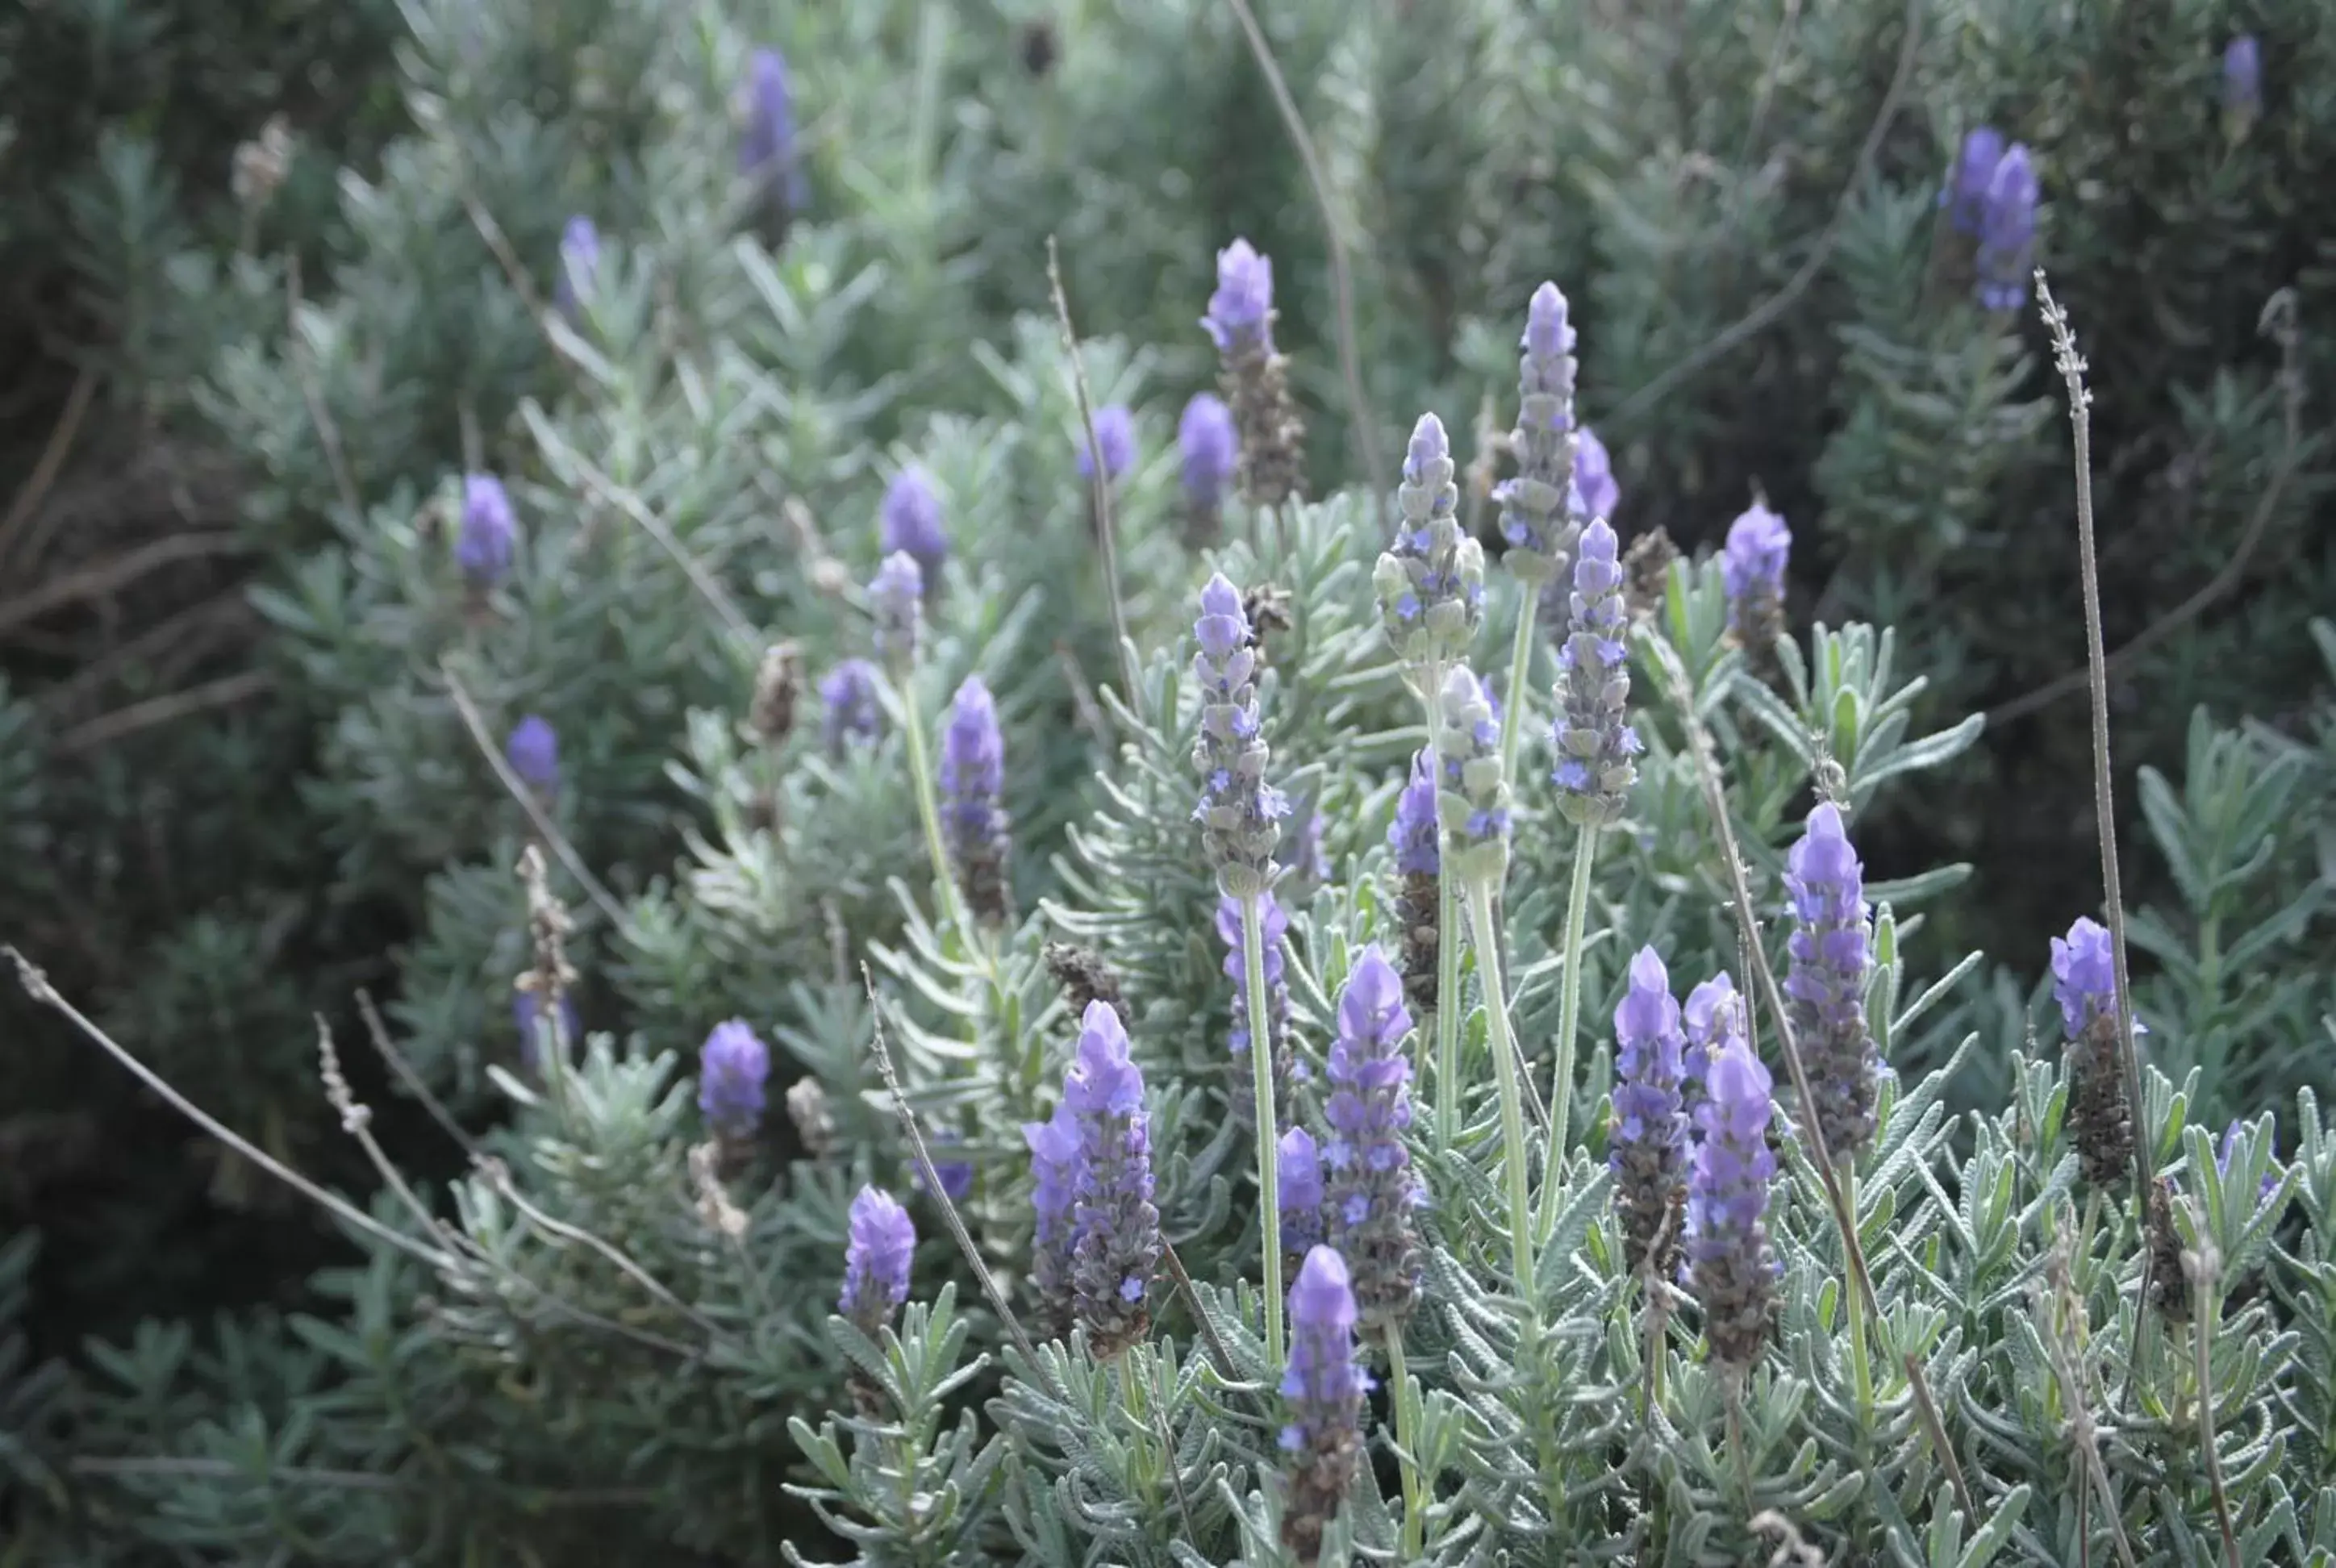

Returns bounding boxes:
[1216,892,1294,1124]
[1494,281,1580,582]
[1279,1125,1325,1258]
[1685,1036,1779,1370]
[940,676,1014,925]
[1061,999,1163,1356]
[1388,750,1440,878]
[1178,391,1238,544]
[1279,1245,1367,1566]
[1023,1102,1081,1332]
[1571,426,1618,522]
[1722,503,1791,633]
[1433,667,1512,886]
[2224,36,2261,131]
[1681,970,1744,1111]
[1203,238,1275,355]
[868,551,924,675]
[1976,144,2038,312]
[1076,405,1137,483]
[819,658,882,757]
[1612,946,1690,1279]
[1550,519,1641,828]
[505,715,559,794]
[1374,414,1485,667]
[1387,749,1441,1018]
[1323,945,1423,1331]
[1191,573,1287,899]
[456,473,515,587]
[698,1019,770,1143]
[1783,803,1879,1162]
[1941,126,2007,235]
[881,466,948,586]
[839,1186,916,1336]
[2051,915,2134,1189]
[739,48,806,217]
[555,216,599,321]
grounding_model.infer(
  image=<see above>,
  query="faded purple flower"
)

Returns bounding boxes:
[1062,1000,1162,1356]
[881,466,948,586]
[940,676,1013,924]
[1024,1102,1081,1332]
[1550,518,1641,828]
[869,551,924,673]
[1203,238,1275,355]
[1976,144,2038,312]
[1435,666,1512,882]
[1722,503,1791,635]
[1279,1125,1325,1258]
[1783,803,1877,1162]
[1612,946,1690,1279]
[505,715,559,794]
[1323,945,1422,1330]
[1279,1245,1366,1566]
[1077,405,1136,483]
[917,1130,974,1204]
[1203,239,1306,507]
[1191,573,1287,898]
[1179,391,1238,511]
[2224,36,2261,126]
[1571,426,1618,522]
[819,658,882,757]
[1388,749,1439,878]
[456,473,515,586]
[1375,413,1485,665]
[1942,126,2007,235]
[699,1019,770,1143]
[2053,915,2134,1190]
[1495,281,1579,577]
[555,216,599,321]
[1387,748,1441,1019]
[2050,915,2116,1038]
[739,48,806,214]
[840,1186,916,1336]
[1684,1036,1779,1369]
[511,986,579,1071]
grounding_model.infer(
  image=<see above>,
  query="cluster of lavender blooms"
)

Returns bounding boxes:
[1683,1036,1781,1370]
[1386,751,1441,1018]
[939,677,1013,924]
[1311,947,1423,1331]
[1494,281,1580,585]
[1190,573,1287,899]
[1049,1001,1163,1357]
[2051,915,2135,1189]
[868,553,924,675]
[1375,415,1484,669]
[818,659,882,757]
[1277,1126,1325,1260]
[1215,893,1294,1124]
[554,216,599,323]
[1941,127,2039,311]
[1202,240,1306,508]
[505,715,559,796]
[1549,519,1641,828]
[1721,501,1792,666]
[1177,392,1237,545]
[1783,803,1879,1164]
[1433,668,1512,886]
[698,1019,770,1174]
[1278,1247,1368,1566]
[456,473,516,589]
[839,1186,916,1340]
[1610,947,1691,1279]
[880,467,948,588]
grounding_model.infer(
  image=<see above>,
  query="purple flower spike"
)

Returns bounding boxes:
[555,216,599,321]
[505,715,559,794]
[1942,126,2006,235]
[1976,144,2038,312]
[1388,749,1440,878]
[1611,945,1690,1279]
[1721,503,1792,644]
[1376,413,1486,665]
[1279,1126,1325,1258]
[1279,1245,1367,1565]
[881,467,948,586]
[1203,238,1275,355]
[940,676,1014,924]
[819,658,882,757]
[1571,426,1618,523]
[739,48,806,216]
[1495,281,1581,578]
[840,1186,916,1336]
[1323,945,1422,1330]
[2052,915,2134,1189]
[1387,749,1441,1019]
[1550,518,1639,828]
[456,474,515,586]
[1062,1000,1162,1356]
[1024,1103,1082,1333]
[1783,803,1878,1162]
[1191,573,1287,899]
[698,1019,770,1144]
[869,552,924,674]
[2225,35,2262,128]
[1077,405,1137,483]
[1434,667,1512,884]
[1685,1037,1779,1369]
[1179,391,1238,512]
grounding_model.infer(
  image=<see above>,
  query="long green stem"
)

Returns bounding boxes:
[1387,1328,1427,1558]
[1538,824,1599,1239]
[1241,893,1285,1366]
[899,691,965,938]
[1463,878,1536,1294]
[1843,1168,1874,1421]
[1497,586,1541,782]
[1433,872,1464,1151]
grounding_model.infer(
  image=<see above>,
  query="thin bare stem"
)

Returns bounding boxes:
[0,532,250,640]
[286,255,365,522]
[0,363,97,571]
[1219,0,1385,498]
[565,457,761,649]
[2184,1232,2242,1568]
[52,672,275,756]
[1241,893,1287,1366]
[1045,236,1140,703]
[475,1155,728,1343]
[356,989,480,1160]
[1162,1241,1241,1380]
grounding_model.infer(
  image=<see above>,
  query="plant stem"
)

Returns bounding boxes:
[1463,878,1537,1295]
[1497,588,1541,782]
[1433,871,1463,1151]
[1387,1328,1427,1559]
[1842,1167,1875,1422]
[1241,892,1286,1366]
[899,693,966,938]
[1539,824,1599,1238]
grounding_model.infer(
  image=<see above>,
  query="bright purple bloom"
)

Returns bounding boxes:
[1684,1037,1779,1367]
[1278,1246,1367,1562]
[456,473,515,586]
[1942,126,2007,235]
[1783,803,1877,1161]
[1388,749,1440,877]
[739,48,805,210]
[1191,573,1287,897]
[1495,281,1580,569]
[839,1186,916,1335]
[1077,405,1136,482]
[698,1020,770,1142]
[1721,503,1792,635]
[819,658,882,757]
[1279,1126,1325,1257]
[940,676,1013,924]
[1976,144,2038,311]
[1550,519,1641,828]
[2050,916,2117,1038]
[555,216,599,320]
[869,552,923,673]
[1061,1000,1162,1354]
[1612,946,1690,1277]
[1322,945,1422,1329]
[1570,426,1617,522]
[1202,238,1275,354]
[1178,392,1238,510]
[505,715,559,794]
[2053,915,2137,1191]
[1024,1102,1081,1328]
[880,467,948,586]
